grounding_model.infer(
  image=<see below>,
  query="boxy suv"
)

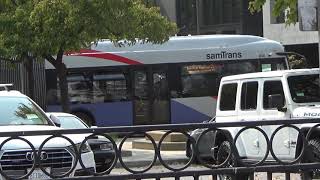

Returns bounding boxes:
[213,68,320,169]
[0,85,96,179]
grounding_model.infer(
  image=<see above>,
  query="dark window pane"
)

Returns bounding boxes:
[263,81,284,109]
[203,0,240,25]
[181,64,223,97]
[67,74,92,104]
[260,58,287,72]
[241,82,258,110]
[288,75,320,103]
[220,83,238,111]
[93,73,128,102]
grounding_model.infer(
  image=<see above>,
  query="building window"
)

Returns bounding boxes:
[202,0,240,25]
[177,0,197,35]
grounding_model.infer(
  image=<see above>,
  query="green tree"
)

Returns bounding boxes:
[0,0,177,112]
[249,0,297,25]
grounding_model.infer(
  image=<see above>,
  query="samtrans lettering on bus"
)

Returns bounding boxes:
[206,51,242,60]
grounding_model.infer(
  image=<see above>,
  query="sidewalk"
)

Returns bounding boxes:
[115,138,190,168]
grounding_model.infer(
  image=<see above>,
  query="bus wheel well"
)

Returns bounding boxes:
[72,111,95,126]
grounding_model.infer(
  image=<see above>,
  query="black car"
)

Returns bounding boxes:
[47,112,116,172]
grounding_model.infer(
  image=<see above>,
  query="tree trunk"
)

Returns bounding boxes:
[56,52,70,112]
[25,56,34,100]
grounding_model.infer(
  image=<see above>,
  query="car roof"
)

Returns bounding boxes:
[221,68,320,82]
[46,112,76,117]
[0,90,26,97]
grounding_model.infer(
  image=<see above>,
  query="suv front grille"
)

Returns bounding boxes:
[0,149,73,170]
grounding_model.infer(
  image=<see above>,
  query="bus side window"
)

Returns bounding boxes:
[180,64,222,98]
[260,58,287,71]
[93,73,128,103]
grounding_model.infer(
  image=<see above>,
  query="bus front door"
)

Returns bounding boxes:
[133,69,170,125]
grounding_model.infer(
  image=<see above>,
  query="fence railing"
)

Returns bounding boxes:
[0,118,320,180]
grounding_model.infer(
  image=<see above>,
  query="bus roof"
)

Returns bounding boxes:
[46,34,286,69]
[93,35,273,52]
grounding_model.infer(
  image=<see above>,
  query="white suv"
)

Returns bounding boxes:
[212,68,320,177]
[0,85,95,179]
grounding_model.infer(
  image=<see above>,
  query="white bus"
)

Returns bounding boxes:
[45,35,288,126]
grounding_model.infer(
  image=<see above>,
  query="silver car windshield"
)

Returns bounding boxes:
[288,74,320,103]
[0,97,49,125]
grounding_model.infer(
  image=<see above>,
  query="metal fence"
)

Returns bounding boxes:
[1,118,320,180]
[0,59,46,108]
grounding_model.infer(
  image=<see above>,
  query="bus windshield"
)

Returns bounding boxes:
[288,75,320,103]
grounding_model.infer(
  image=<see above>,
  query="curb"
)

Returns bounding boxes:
[115,157,190,168]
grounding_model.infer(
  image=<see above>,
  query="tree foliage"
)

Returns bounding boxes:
[0,0,178,112]
[249,0,297,25]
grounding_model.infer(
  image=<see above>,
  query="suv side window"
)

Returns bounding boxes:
[220,83,238,111]
[241,81,258,110]
[263,81,284,109]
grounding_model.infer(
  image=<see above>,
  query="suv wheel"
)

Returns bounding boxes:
[216,141,251,180]
[302,138,320,179]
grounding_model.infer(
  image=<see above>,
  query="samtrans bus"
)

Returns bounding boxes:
[45,35,288,126]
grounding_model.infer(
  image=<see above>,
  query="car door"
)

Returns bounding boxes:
[237,80,261,158]
[260,79,291,159]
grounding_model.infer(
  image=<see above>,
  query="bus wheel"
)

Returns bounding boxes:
[74,112,94,126]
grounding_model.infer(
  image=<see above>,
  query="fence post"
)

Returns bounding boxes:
[267,172,272,180]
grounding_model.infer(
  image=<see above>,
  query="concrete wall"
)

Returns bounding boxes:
[263,0,317,45]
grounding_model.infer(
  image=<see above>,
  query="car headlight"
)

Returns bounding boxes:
[99,143,113,151]
[69,142,91,154]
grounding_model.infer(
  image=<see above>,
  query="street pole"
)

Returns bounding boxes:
[196,0,200,35]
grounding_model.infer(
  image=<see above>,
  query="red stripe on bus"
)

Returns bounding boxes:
[212,96,217,99]
[66,49,142,65]
[79,53,142,65]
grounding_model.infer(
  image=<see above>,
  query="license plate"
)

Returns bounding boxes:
[28,168,51,180]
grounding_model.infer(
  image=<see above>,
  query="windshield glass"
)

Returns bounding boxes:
[288,74,320,103]
[58,116,88,129]
[0,97,50,125]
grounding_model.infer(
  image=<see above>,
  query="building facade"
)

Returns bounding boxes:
[154,0,263,36]
[262,0,318,67]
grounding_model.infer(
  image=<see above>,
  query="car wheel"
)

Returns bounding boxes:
[301,138,320,179]
[74,112,94,126]
[216,141,251,180]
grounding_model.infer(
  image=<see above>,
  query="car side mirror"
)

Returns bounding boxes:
[50,114,61,127]
[268,94,287,112]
